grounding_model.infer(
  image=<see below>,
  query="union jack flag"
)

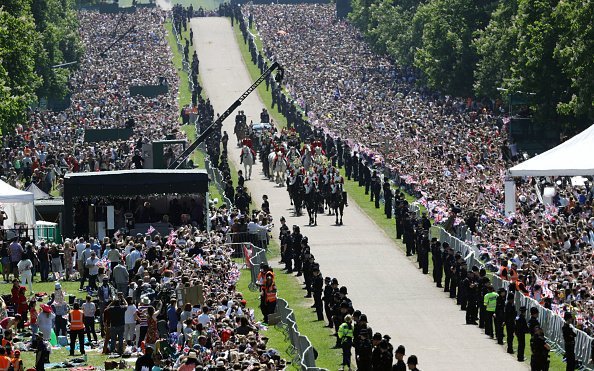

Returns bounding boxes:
[166,230,177,246]
[147,225,155,235]
[193,254,206,266]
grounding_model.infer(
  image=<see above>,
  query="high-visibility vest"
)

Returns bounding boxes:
[338,322,353,343]
[70,310,84,330]
[484,292,498,312]
[11,358,22,371]
[0,356,10,371]
[0,339,11,348]
[264,285,277,303]
[509,269,519,283]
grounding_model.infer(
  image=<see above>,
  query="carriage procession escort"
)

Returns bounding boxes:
[235,110,348,226]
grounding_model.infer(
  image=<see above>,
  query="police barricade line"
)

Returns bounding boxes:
[439,227,594,369]
[234,240,324,370]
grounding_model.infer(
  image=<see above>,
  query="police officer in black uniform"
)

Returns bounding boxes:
[478,268,490,328]
[370,170,380,202]
[323,278,338,328]
[505,292,517,353]
[291,226,303,276]
[563,312,576,371]
[351,151,359,181]
[515,306,528,362]
[363,162,371,194]
[530,326,550,370]
[336,138,344,168]
[312,266,324,321]
[465,267,479,324]
[494,288,506,345]
[383,179,393,218]
[403,215,415,256]
[418,232,430,274]
[431,239,443,287]
[443,245,454,292]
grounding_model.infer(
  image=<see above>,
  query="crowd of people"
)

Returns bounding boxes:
[0,199,288,369]
[0,4,293,370]
[241,3,594,335]
[0,8,184,194]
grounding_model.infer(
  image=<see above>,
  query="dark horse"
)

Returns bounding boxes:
[330,184,347,225]
[288,175,304,216]
[305,186,320,226]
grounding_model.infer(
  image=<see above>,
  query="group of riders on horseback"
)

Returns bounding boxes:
[236,122,348,226]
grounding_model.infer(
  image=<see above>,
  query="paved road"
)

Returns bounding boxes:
[190,17,528,371]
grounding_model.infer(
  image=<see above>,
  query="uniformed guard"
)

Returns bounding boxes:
[383,178,393,218]
[515,306,529,362]
[530,326,550,370]
[505,292,517,353]
[465,267,479,324]
[494,288,506,345]
[418,232,430,274]
[563,312,576,371]
[370,170,381,205]
[312,266,324,321]
[483,286,497,338]
[431,239,443,287]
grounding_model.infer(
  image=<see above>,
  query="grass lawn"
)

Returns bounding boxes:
[0,280,121,370]
[236,239,342,370]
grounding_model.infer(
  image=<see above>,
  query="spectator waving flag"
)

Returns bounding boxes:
[166,230,177,246]
[193,254,206,266]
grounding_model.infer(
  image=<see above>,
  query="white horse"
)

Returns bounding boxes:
[273,151,288,186]
[301,145,313,171]
[267,149,277,180]
[240,145,255,180]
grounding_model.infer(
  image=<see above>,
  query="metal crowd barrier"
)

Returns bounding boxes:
[231,239,324,370]
[438,226,594,369]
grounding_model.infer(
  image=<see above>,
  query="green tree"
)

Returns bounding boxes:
[413,0,495,95]
[0,3,42,132]
[473,0,518,98]
[509,0,569,124]
[366,0,421,65]
[553,0,594,122]
[31,0,82,101]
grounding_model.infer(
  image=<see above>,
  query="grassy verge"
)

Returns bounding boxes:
[343,176,566,368]
[0,281,114,369]
[231,21,287,129]
[236,239,342,370]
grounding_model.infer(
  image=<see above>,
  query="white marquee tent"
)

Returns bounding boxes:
[0,180,35,229]
[509,124,594,176]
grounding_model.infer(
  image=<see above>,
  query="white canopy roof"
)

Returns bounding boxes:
[0,180,35,228]
[25,183,50,200]
[0,180,34,203]
[509,124,594,176]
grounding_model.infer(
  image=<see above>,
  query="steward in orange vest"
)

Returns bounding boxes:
[68,303,86,357]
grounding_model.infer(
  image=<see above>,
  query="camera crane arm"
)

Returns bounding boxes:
[168,61,283,169]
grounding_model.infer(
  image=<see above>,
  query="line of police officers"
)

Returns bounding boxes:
[277,216,421,370]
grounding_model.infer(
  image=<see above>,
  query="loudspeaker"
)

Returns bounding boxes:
[336,0,352,19]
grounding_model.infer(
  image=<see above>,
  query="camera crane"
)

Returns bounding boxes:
[168,62,284,170]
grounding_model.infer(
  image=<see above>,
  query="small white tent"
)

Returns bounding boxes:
[0,180,35,229]
[25,183,50,200]
[509,124,594,176]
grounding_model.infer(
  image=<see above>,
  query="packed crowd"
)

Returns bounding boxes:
[0,8,183,193]
[0,198,287,370]
[243,3,594,332]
